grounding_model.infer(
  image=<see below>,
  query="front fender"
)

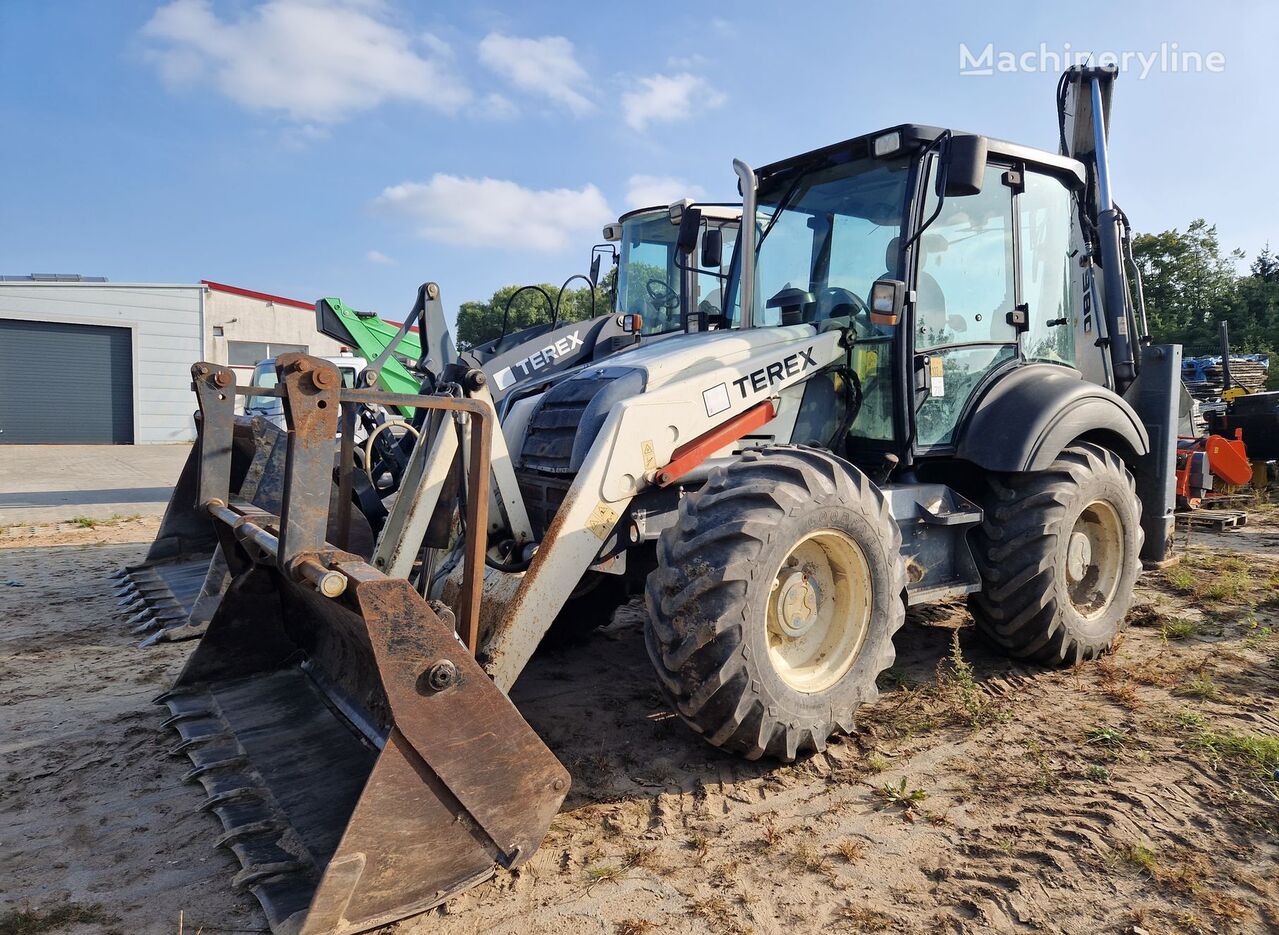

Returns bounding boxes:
[955,364,1148,472]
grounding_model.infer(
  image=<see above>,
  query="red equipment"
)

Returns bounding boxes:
[1175,429,1251,509]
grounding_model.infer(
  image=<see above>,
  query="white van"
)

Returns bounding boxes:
[244,353,365,429]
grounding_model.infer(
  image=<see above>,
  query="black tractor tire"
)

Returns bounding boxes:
[969,442,1143,665]
[644,447,907,761]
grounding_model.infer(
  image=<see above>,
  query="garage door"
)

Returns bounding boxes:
[0,318,134,444]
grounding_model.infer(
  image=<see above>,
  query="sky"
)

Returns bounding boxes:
[2,0,1276,327]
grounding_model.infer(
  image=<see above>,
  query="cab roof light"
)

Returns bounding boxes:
[872,131,902,158]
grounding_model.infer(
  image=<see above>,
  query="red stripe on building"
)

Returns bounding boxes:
[202,280,314,311]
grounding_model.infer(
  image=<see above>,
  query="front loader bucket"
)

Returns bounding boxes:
[119,416,373,645]
[159,356,567,934]
[160,556,568,934]
[115,416,284,638]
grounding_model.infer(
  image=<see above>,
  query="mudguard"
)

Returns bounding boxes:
[955,363,1148,472]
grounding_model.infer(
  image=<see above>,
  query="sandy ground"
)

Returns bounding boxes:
[1,509,1276,935]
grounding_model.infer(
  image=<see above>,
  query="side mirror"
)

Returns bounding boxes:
[869,279,905,326]
[589,253,601,286]
[676,207,702,256]
[942,134,988,197]
[700,228,723,269]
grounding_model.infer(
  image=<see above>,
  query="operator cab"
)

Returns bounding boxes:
[607,202,740,336]
[724,124,1088,466]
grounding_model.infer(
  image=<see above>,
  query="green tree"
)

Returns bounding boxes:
[455,271,614,350]
[1130,219,1243,354]
[1235,245,1279,388]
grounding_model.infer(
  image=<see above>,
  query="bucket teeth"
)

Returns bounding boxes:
[128,613,159,633]
[161,709,214,729]
[214,821,285,849]
[183,754,250,782]
[169,733,232,756]
[231,861,308,891]
[200,787,264,812]
[141,622,207,647]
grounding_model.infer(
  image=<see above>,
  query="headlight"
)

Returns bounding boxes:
[873,131,902,158]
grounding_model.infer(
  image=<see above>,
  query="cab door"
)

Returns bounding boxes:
[910,161,1021,450]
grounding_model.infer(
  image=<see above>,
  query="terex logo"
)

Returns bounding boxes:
[731,346,817,398]
[492,330,585,390]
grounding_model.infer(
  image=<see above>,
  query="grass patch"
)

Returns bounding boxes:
[1119,842,1159,875]
[1161,618,1199,641]
[836,904,896,930]
[1163,547,1279,607]
[876,776,927,808]
[586,862,624,883]
[1243,619,1275,649]
[67,516,101,529]
[0,903,113,935]
[1025,740,1060,793]
[1175,674,1221,701]
[864,752,889,772]
[835,840,866,863]
[1085,725,1130,748]
[616,921,656,935]
[1085,764,1111,782]
[1184,729,1279,782]
[860,630,1007,739]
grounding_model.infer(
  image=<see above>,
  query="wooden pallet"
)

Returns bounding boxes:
[1176,509,1248,531]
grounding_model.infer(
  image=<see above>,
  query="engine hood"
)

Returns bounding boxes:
[576,324,822,391]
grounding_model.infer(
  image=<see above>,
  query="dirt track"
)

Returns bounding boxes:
[1,512,1277,935]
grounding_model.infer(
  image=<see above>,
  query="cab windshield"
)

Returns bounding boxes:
[726,154,912,332]
[725,153,912,443]
[615,212,684,336]
[614,211,738,336]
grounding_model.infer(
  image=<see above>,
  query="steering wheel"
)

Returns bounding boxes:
[645,277,680,309]
[817,286,874,335]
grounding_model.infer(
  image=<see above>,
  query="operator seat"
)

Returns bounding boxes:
[877,236,945,320]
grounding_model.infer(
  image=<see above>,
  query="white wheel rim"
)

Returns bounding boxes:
[1066,499,1124,619]
[766,529,872,693]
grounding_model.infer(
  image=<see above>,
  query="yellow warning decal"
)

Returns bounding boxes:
[586,502,619,540]
[641,439,657,472]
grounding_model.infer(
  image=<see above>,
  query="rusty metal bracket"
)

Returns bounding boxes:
[191,362,238,508]
[275,353,342,572]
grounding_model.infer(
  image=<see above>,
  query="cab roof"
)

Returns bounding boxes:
[755,124,1086,188]
[618,202,742,225]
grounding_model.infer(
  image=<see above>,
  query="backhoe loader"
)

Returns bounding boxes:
[158,65,1179,933]
[113,202,739,644]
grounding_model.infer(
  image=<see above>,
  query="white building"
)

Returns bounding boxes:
[0,276,350,444]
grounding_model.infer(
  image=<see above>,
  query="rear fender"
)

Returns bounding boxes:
[955,364,1148,472]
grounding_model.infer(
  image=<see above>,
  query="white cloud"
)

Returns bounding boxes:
[366,249,394,265]
[477,33,593,115]
[141,0,470,124]
[419,31,452,58]
[476,92,518,120]
[621,72,725,132]
[625,175,708,210]
[374,175,613,252]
